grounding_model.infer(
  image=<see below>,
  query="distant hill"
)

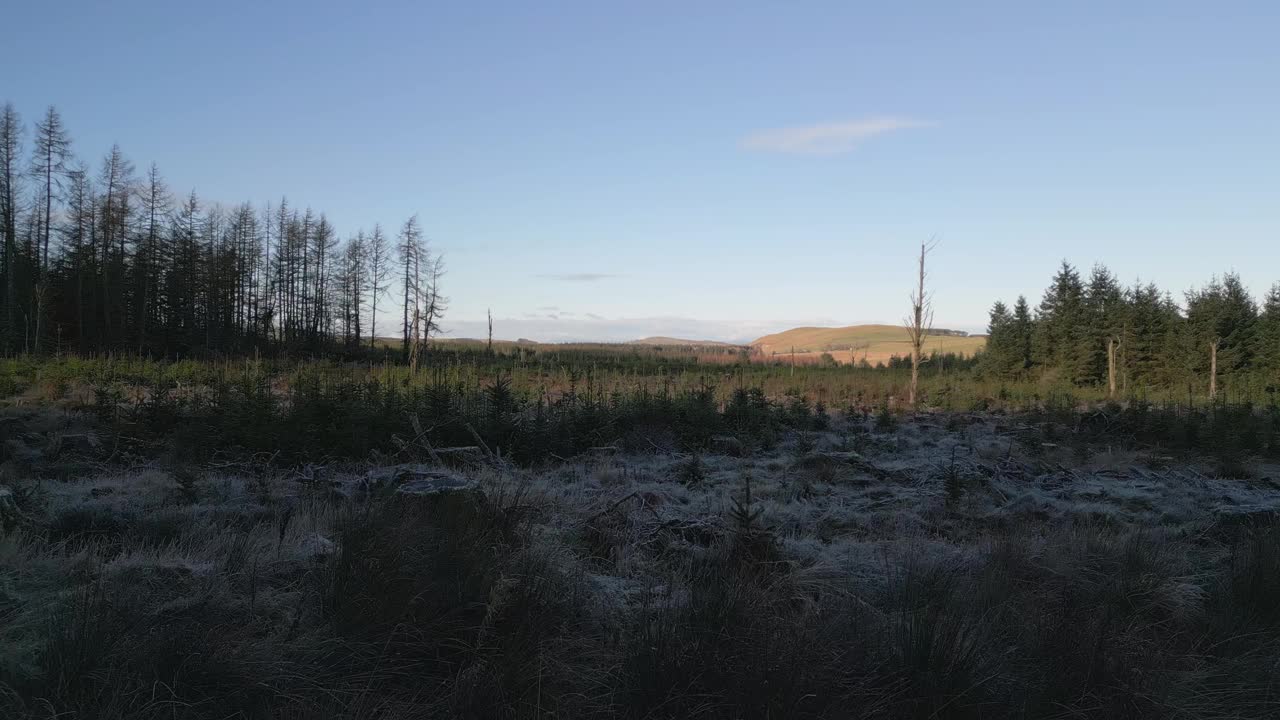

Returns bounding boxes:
[629,336,744,348]
[750,324,985,366]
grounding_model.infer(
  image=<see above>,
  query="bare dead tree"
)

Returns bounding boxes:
[30,106,72,276]
[904,238,937,408]
[1107,335,1118,398]
[1,104,24,352]
[1209,337,1221,401]
[397,215,422,358]
[366,223,390,349]
[408,307,422,374]
[420,254,447,348]
[487,307,493,352]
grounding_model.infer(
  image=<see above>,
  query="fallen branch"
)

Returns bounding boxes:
[406,413,443,465]
[583,491,641,525]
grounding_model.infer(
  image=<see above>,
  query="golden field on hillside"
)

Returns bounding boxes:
[752,324,986,365]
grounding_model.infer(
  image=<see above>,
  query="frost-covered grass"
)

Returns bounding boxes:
[2,410,1280,718]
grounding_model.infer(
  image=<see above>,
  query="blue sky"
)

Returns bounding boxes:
[7,1,1279,342]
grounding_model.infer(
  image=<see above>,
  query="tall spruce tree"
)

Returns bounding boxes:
[1033,260,1089,382]
[1011,295,1033,373]
[1122,282,1180,390]
[1257,284,1280,383]
[981,300,1016,377]
[1083,264,1125,389]
[1186,273,1257,399]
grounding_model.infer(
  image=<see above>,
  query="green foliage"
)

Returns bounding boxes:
[874,404,897,433]
[975,262,1280,397]
[676,453,706,486]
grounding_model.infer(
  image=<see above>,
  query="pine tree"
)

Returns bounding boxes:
[1083,264,1125,388]
[1033,260,1088,382]
[1257,284,1280,384]
[1186,273,1258,399]
[1121,282,1179,390]
[1011,295,1033,373]
[981,300,1015,377]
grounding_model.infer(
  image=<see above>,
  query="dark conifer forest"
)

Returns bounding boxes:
[980,262,1280,396]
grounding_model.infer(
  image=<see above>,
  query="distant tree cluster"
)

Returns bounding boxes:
[0,103,444,357]
[982,261,1280,396]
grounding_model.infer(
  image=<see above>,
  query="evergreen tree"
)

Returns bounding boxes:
[1186,273,1257,399]
[1011,295,1033,373]
[1083,264,1125,386]
[1122,282,1180,390]
[1033,260,1089,382]
[980,300,1015,377]
[1257,284,1280,382]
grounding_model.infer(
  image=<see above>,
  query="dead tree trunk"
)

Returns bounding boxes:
[33,283,47,354]
[905,240,935,408]
[1208,338,1220,400]
[409,308,422,374]
[1107,336,1117,398]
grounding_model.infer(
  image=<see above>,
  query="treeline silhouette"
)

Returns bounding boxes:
[0,103,442,357]
[982,261,1280,395]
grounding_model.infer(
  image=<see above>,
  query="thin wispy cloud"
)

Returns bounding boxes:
[537,273,620,282]
[742,116,933,155]
[526,307,577,320]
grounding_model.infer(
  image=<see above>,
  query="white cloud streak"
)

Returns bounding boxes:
[537,273,620,282]
[742,116,933,155]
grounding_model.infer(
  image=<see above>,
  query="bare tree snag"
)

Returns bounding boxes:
[1209,337,1220,400]
[904,239,936,408]
[409,307,422,374]
[1107,336,1117,398]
